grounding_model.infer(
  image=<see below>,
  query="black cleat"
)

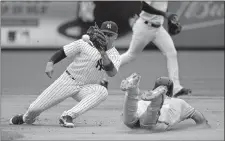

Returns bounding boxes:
[100,80,108,89]
[9,114,24,125]
[59,115,74,128]
[173,88,192,98]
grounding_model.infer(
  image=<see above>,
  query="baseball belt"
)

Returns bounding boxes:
[144,21,161,28]
[66,70,75,80]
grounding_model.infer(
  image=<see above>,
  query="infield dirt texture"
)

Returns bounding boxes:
[1,50,224,140]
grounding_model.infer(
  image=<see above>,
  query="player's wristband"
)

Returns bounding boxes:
[50,48,66,64]
[103,62,115,71]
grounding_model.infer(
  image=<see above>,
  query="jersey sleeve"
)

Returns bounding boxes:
[180,99,196,121]
[107,48,121,71]
[143,0,152,5]
[63,39,82,57]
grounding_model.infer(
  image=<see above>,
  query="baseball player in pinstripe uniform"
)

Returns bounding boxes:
[120,73,210,131]
[120,1,191,97]
[9,21,120,128]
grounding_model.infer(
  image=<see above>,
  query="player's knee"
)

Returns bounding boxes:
[123,120,140,129]
[124,121,135,128]
[139,108,160,130]
[165,50,177,58]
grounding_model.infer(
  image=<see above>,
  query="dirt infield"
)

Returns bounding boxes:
[1,50,224,140]
[0,94,224,140]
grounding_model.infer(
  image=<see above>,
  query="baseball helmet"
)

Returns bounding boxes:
[153,77,173,97]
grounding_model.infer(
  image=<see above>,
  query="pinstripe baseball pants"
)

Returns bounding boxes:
[23,71,108,124]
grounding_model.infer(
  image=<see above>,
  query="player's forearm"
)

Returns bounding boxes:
[100,52,117,77]
[191,110,208,125]
[49,48,67,64]
[142,1,169,18]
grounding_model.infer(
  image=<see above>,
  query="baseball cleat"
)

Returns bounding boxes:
[173,88,192,98]
[59,115,74,128]
[9,114,24,125]
[140,86,166,102]
[120,73,141,91]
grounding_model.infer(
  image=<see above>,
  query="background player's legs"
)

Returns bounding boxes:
[152,27,182,94]
[122,87,141,128]
[23,72,79,124]
[120,18,158,67]
[61,84,108,119]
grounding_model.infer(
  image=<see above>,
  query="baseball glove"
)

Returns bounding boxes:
[87,23,108,51]
[168,14,182,36]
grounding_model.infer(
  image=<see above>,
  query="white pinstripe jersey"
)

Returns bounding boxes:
[63,39,121,85]
[137,97,195,126]
[140,1,168,25]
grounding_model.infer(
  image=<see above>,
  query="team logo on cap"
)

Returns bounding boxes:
[106,23,112,29]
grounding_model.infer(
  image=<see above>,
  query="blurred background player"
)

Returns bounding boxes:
[120,1,191,97]
[9,21,120,128]
[120,73,210,131]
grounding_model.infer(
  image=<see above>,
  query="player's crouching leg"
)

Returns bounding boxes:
[23,111,41,124]
[59,84,108,128]
[23,101,47,124]
[10,104,43,125]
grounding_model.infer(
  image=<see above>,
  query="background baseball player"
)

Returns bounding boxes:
[120,1,191,97]
[9,21,121,128]
[120,73,210,131]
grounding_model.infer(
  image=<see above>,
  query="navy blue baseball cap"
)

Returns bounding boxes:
[100,21,118,34]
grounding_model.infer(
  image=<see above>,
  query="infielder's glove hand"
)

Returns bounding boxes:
[87,23,108,52]
[167,13,182,36]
